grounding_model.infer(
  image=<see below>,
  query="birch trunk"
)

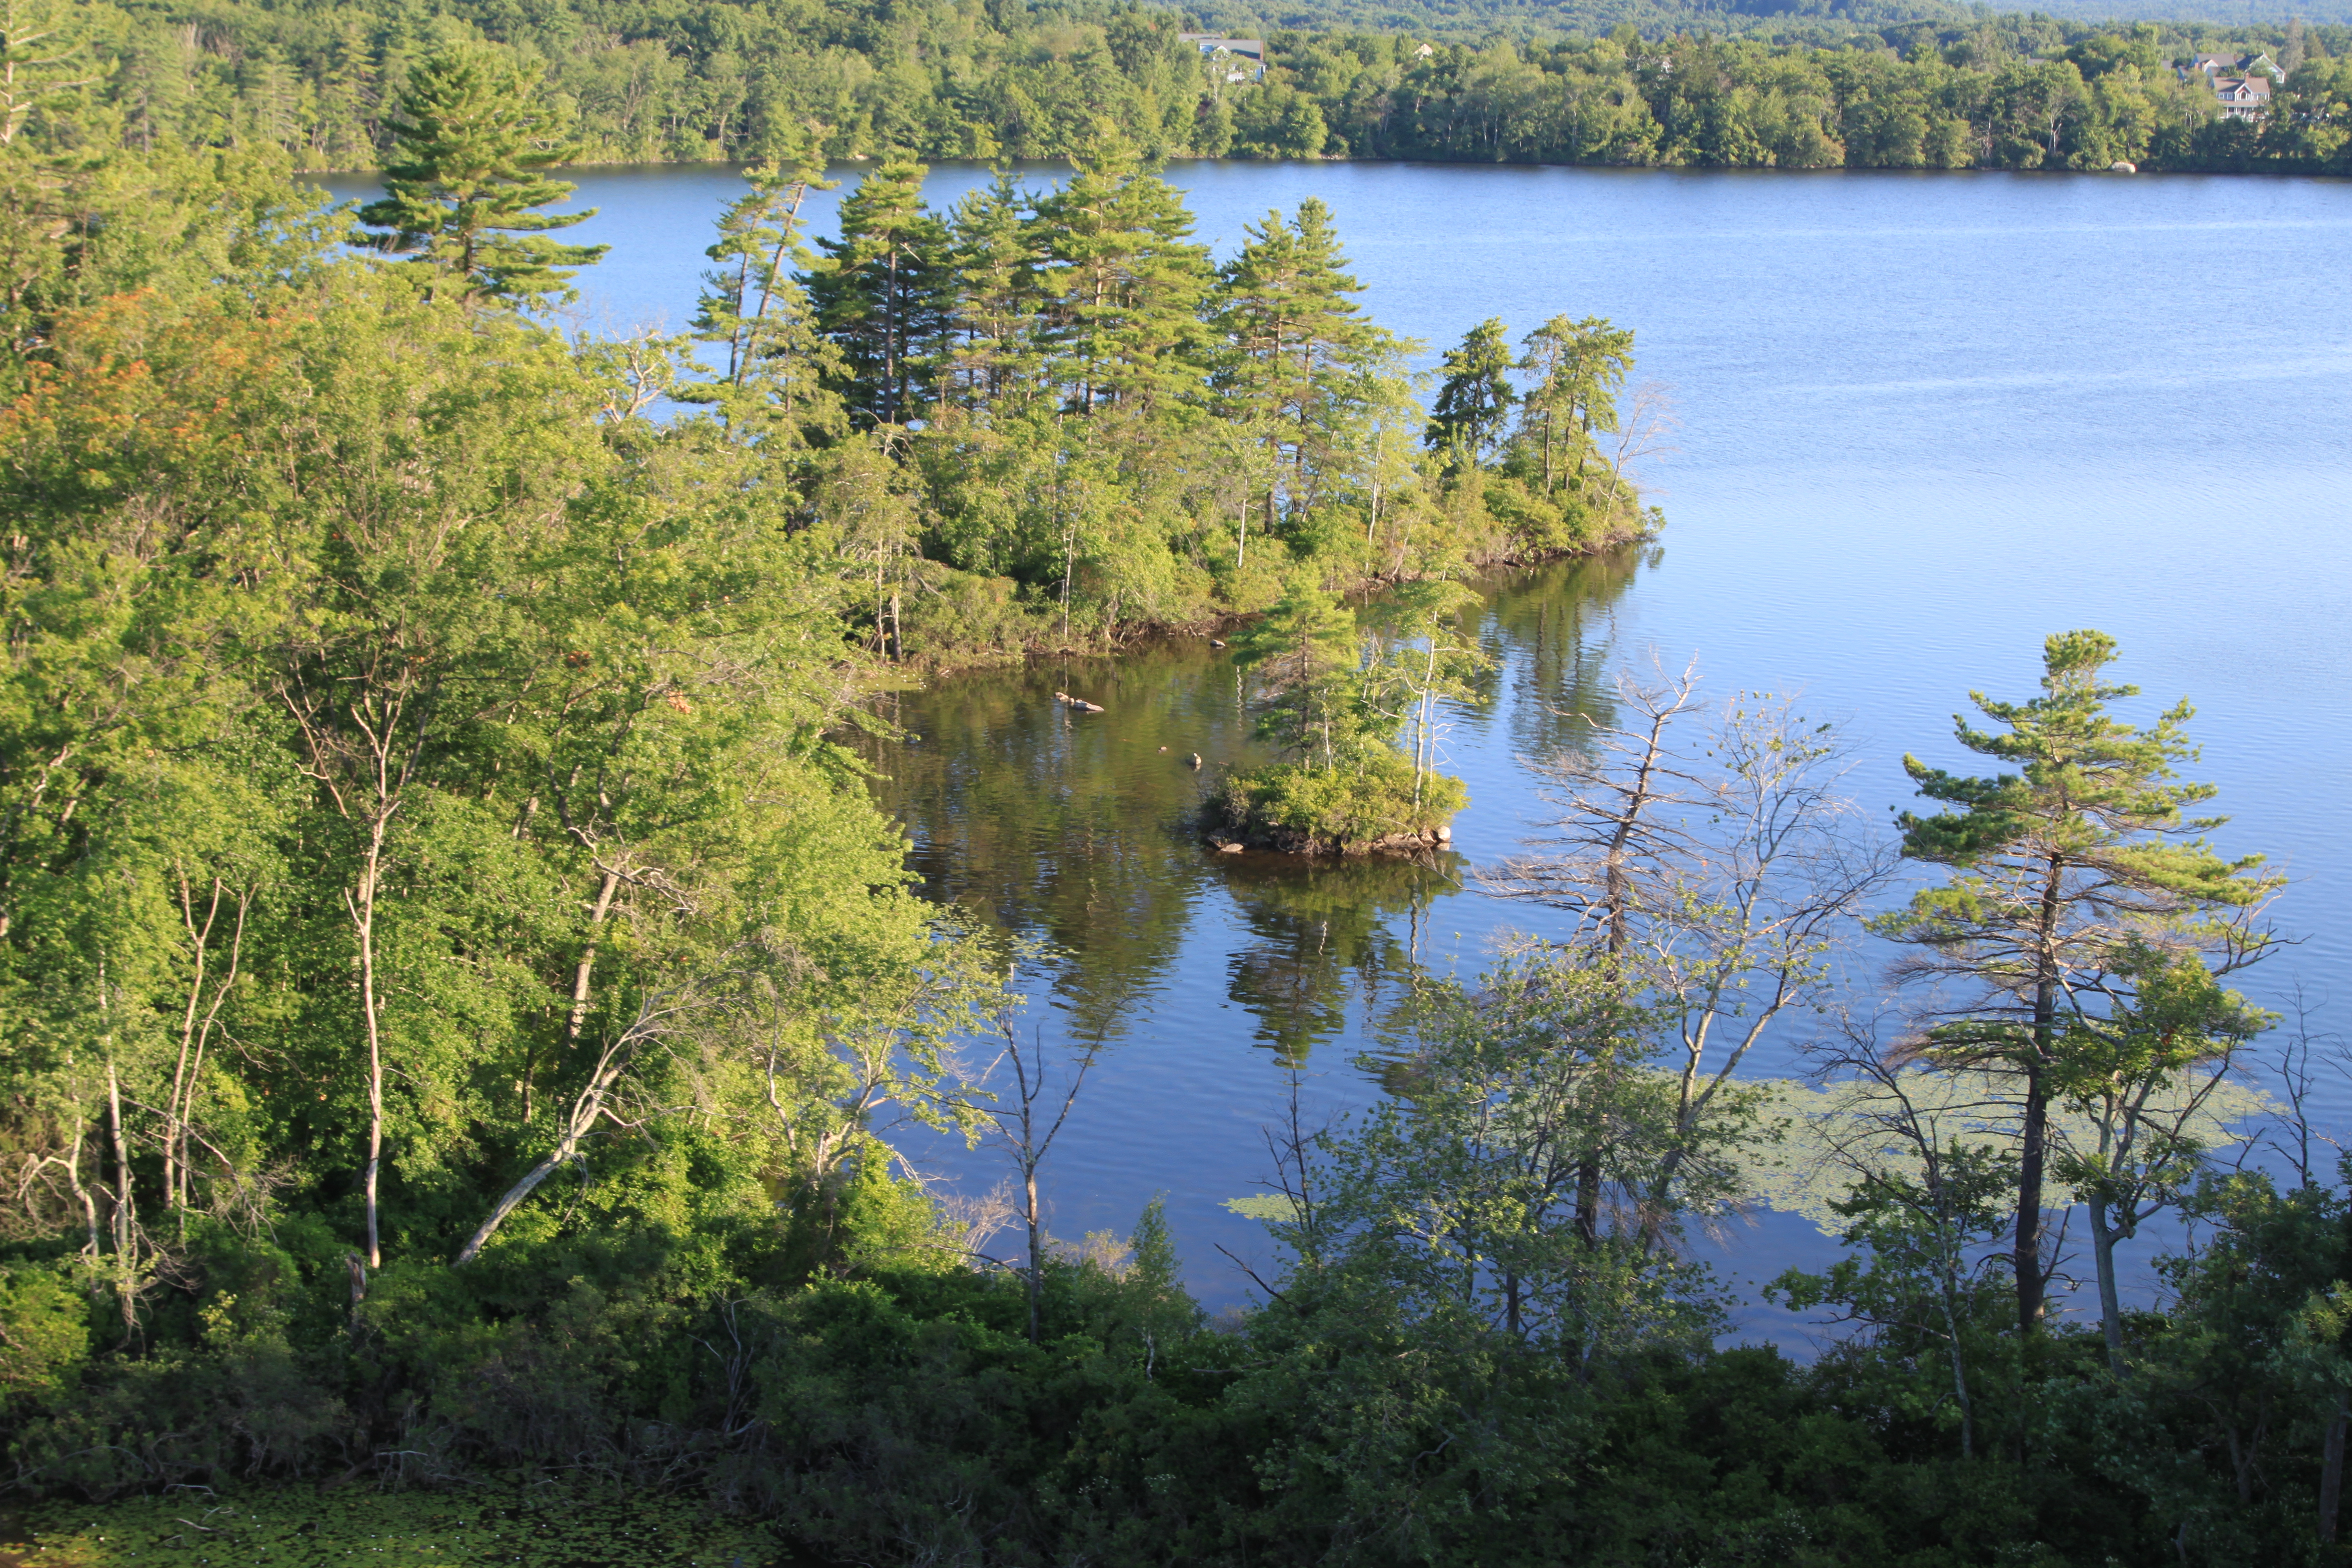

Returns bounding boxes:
[351,815,391,1270]
[455,1023,643,1265]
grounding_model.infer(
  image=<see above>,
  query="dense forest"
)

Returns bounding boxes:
[21,0,2352,173]
[11,12,2352,1568]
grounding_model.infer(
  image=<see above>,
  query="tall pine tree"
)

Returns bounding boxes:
[1517,315,1634,498]
[804,154,951,429]
[1875,630,2276,1333]
[684,137,844,447]
[1427,318,1518,472]
[1213,197,1390,533]
[352,48,606,307]
[1028,135,1213,417]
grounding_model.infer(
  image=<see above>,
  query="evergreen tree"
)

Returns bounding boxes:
[1427,317,1518,472]
[805,152,951,428]
[941,170,1046,418]
[1517,314,1635,497]
[1233,577,1363,770]
[684,137,845,446]
[1213,196,1389,532]
[0,0,89,148]
[1028,135,1213,416]
[1875,630,2277,1333]
[351,48,607,306]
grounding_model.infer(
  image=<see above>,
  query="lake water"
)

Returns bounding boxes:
[319,162,2352,1337]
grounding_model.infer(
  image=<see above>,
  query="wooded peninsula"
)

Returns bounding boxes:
[5,13,2352,1568]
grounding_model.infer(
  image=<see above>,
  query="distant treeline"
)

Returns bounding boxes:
[45,0,2352,174]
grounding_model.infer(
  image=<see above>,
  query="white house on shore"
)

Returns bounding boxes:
[2213,73,2274,120]
[1178,35,1266,83]
[2180,49,2283,120]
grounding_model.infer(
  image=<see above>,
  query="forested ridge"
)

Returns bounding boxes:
[26,0,2352,173]
[10,18,2352,1568]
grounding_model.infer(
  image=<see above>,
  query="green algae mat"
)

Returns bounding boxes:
[0,1491,802,1567]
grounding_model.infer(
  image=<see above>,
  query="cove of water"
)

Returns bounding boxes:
[320,162,2352,1338]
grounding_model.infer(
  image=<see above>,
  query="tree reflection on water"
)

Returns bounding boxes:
[856,548,1646,1078]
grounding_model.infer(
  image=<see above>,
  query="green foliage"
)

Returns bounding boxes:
[1214,574,1477,851]
[1514,314,1635,501]
[1876,629,2278,1337]
[351,47,607,305]
[806,150,950,428]
[14,55,2352,1568]
[1770,1141,2018,1460]
[14,1489,785,1565]
[1428,317,1518,473]
[20,0,2352,177]
[1214,751,1469,853]
[1230,578,1364,764]
[0,1259,86,1410]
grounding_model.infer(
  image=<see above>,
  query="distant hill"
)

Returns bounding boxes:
[1175,0,2352,40]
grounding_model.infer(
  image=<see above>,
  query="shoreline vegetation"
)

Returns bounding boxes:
[26,0,2352,178]
[19,20,2352,1568]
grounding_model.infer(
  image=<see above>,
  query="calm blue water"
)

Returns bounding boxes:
[316,162,2352,1338]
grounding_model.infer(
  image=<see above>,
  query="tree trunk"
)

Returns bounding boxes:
[2324,1386,2349,1544]
[1941,1263,1977,1459]
[2017,859,2064,1333]
[2089,1194,2126,1373]
[562,867,623,1048]
[354,818,391,1270]
[66,1100,98,1260]
[105,1058,137,1331]
[454,1026,639,1265]
[1415,639,1439,806]
[163,873,217,1219]
[2015,1067,2048,1333]
[1024,1164,1043,1344]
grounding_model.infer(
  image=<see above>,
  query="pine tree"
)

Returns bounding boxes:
[1875,630,2277,1334]
[1233,578,1363,770]
[941,170,1045,418]
[805,153,951,429]
[1517,315,1634,497]
[1213,197,1391,534]
[1427,318,1517,472]
[351,47,607,306]
[0,0,91,148]
[1028,133,1213,416]
[684,134,844,445]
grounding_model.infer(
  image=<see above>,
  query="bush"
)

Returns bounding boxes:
[1208,750,1467,855]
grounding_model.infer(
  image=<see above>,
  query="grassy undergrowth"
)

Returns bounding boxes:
[1,1491,797,1567]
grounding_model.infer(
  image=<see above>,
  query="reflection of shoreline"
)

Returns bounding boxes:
[858,552,1650,1070]
[880,532,1657,686]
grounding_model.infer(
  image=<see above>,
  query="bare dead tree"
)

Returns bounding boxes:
[1604,381,1678,509]
[1485,659,1701,1245]
[2263,984,2340,1189]
[934,1181,1018,1267]
[987,1004,1112,1344]
[1488,670,1894,1249]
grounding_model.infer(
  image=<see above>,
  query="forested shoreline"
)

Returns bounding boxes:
[21,0,2352,176]
[12,17,2352,1568]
